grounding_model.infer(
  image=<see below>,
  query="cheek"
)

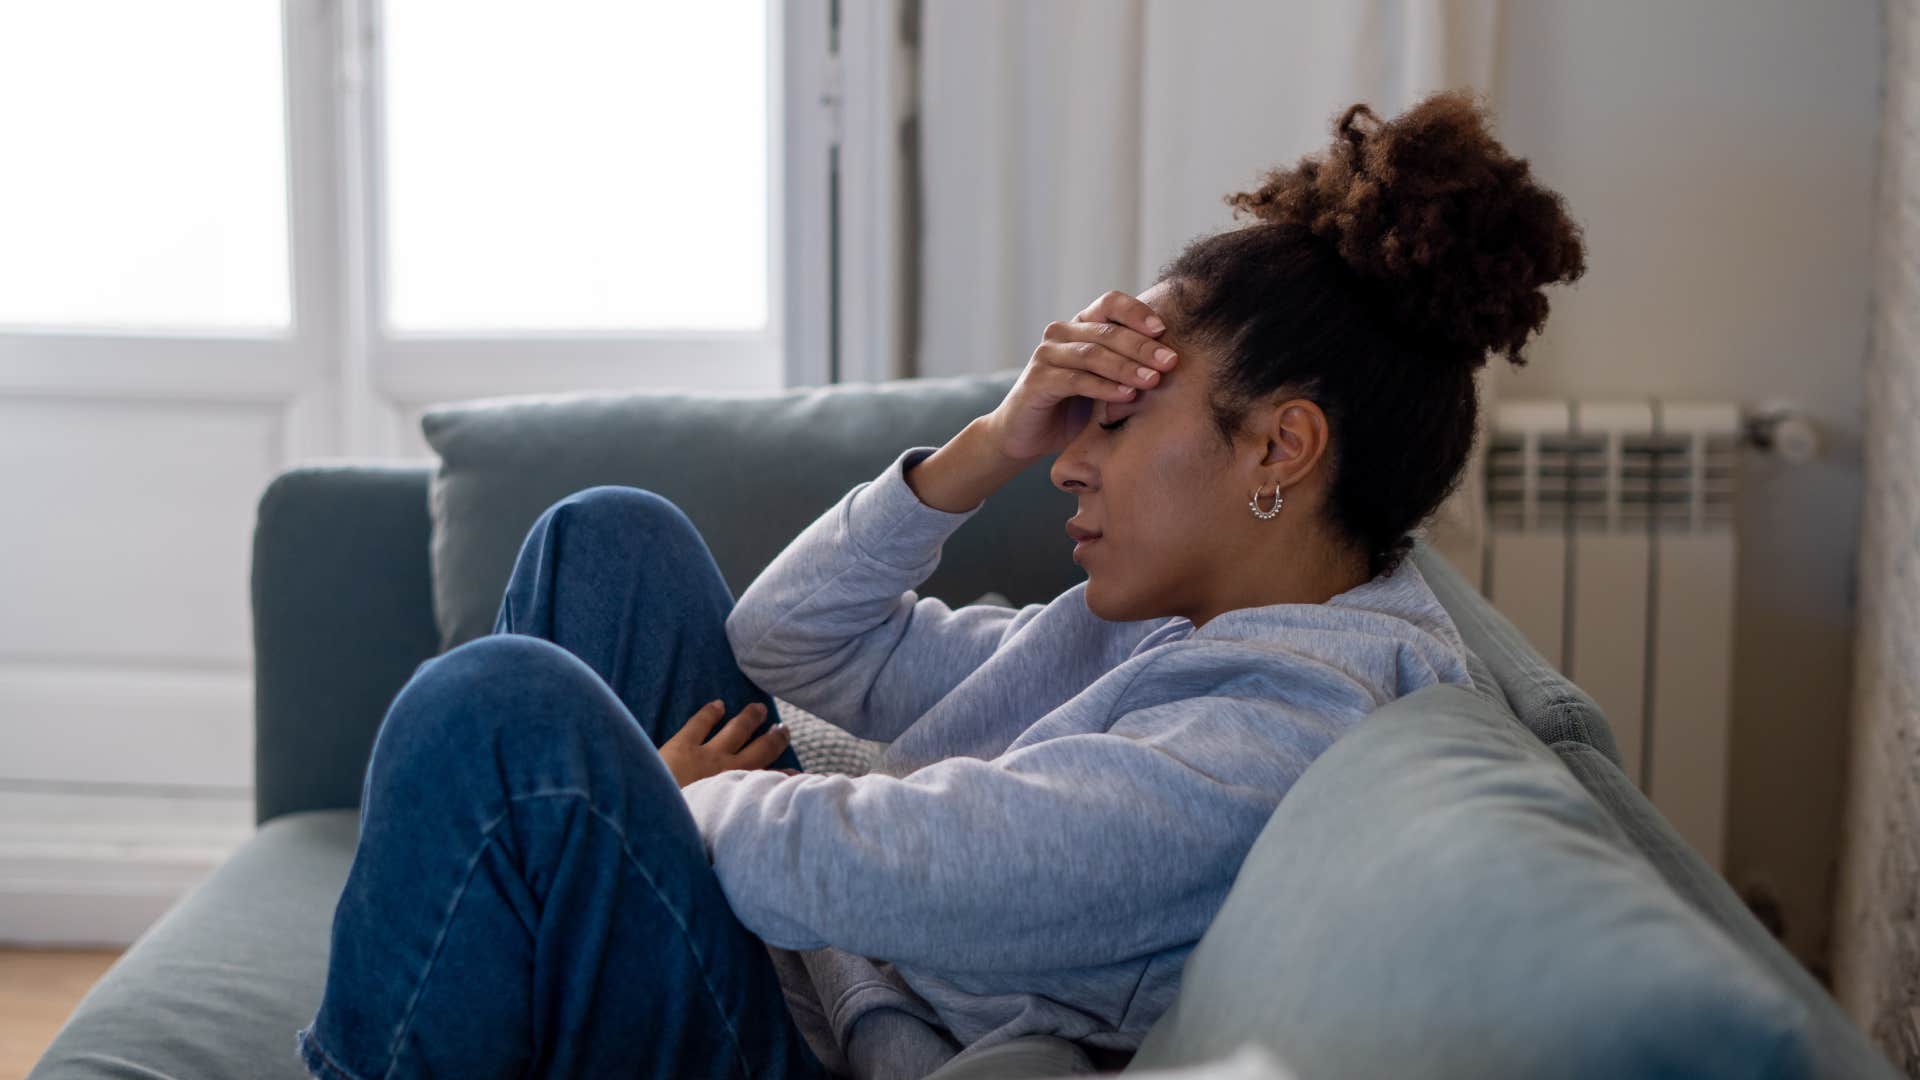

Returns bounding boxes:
[1110,442,1211,544]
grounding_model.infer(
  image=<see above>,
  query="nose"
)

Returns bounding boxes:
[1050,416,1100,495]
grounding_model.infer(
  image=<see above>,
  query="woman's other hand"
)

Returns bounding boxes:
[660,700,791,788]
[983,290,1178,462]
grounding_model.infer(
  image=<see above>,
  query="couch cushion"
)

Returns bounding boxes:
[1555,742,1902,1080]
[31,811,359,1080]
[778,694,886,775]
[1127,683,1812,1080]
[421,369,1089,652]
[1411,543,1626,765]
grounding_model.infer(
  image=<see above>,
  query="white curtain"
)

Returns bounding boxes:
[913,0,1501,578]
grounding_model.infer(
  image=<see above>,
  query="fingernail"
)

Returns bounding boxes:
[1146,316,1166,333]
[1155,348,1176,366]
[1136,365,1156,381]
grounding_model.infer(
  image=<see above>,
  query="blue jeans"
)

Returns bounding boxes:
[296,486,828,1080]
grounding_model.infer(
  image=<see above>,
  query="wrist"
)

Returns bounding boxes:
[905,417,1034,513]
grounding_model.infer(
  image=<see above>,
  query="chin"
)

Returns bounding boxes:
[1081,575,1137,622]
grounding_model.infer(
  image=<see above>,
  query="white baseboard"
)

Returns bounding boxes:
[0,787,252,947]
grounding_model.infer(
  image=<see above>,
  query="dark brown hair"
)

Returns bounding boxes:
[1162,89,1586,576]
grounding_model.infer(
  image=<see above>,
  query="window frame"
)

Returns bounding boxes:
[349,0,790,412]
[0,0,804,459]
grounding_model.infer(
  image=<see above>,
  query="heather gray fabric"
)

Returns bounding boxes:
[30,811,358,1080]
[919,1035,1094,1079]
[683,444,1476,1072]
[1555,742,1904,1080]
[1126,682,1813,1080]
[924,1041,1303,1080]
[1401,543,1507,709]
[1410,542,1626,765]
[420,368,1084,652]
[252,466,440,824]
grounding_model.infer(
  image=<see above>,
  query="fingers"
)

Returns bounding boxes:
[1042,318,1175,374]
[1023,291,1180,418]
[667,699,728,747]
[736,722,791,769]
[709,701,769,753]
[1050,363,1140,404]
[1075,289,1167,338]
[1032,338,1172,403]
[671,697,789,769]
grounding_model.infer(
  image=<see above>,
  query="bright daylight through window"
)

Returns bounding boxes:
[0,2,290,331]
[381,1,769,333]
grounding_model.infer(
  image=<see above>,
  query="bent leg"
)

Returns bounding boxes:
[493,485,800,770]
[298,635,824,1080]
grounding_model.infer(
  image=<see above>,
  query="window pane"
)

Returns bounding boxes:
[0,3,289,331]
[383,0,768,333]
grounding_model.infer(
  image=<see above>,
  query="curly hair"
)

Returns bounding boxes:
[1162,89,1586,576]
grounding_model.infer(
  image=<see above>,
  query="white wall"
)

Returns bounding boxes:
[1492,0,1881,973]
[1834,0,1919,1062]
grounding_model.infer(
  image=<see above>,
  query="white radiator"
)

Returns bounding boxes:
[1481,399,1739,870]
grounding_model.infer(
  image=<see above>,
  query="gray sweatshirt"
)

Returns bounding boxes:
[681,444,1474,1079]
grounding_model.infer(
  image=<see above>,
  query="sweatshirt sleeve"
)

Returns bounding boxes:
[724,444,1047,743]
[679,692,1337,973]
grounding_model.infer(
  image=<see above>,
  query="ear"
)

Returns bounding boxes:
[1257,398,1333,486]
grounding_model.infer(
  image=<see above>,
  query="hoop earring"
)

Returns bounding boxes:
[1249,481,1284,520]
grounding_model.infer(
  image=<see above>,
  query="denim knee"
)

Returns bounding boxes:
[370,635,633,786]
[532,484,700,552]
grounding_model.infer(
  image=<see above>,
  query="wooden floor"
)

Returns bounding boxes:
[0,948,121,1080]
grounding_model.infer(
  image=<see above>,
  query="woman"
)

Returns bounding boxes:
[296,89,1585,1080]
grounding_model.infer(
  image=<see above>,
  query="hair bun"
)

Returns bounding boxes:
[1226,89,1586,368]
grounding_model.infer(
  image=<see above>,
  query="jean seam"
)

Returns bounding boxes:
[298,1025,371,1080]
[376,799,519,1078]
[533,790,761,1080]
[374,787,759,1080]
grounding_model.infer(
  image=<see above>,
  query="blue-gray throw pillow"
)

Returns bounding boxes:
[1128,683,1812,1080]
[419,370,1081,652]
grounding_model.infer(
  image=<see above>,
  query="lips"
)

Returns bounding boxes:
[1065,521,1103,543]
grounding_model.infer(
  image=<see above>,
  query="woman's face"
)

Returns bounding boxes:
[1048,280,1259,625]
[1050,281,1369,626]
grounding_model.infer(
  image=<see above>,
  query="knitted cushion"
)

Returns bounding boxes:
[774,698,886,776]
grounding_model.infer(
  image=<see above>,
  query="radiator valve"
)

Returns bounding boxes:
[1743,401,1820,464]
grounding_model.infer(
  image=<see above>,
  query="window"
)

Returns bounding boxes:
[0,0,861,949]
[381,1,769,333]
[0,0,789,411]
[0,2,290,331]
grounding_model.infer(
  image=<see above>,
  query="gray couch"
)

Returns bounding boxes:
[32,371,1900,1079]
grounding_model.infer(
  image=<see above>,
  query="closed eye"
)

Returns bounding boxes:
[1098,417,1129,432]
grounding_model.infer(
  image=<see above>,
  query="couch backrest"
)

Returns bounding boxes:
[1407,552,1894,1077]
[1129,682,1821,1079]
[421,368,1087,650]
[1410,543,1626,766]
[1555,741,1900,1078]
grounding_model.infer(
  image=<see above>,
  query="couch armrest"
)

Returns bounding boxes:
[251,464,441,825]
